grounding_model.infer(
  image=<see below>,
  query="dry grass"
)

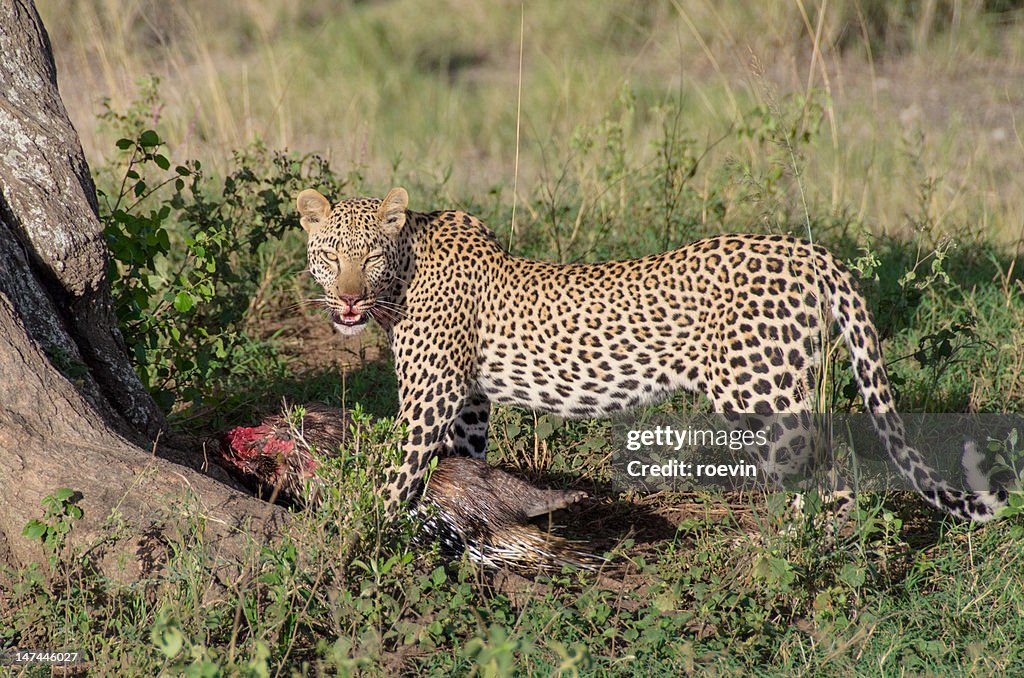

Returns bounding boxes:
[36,0,1024,246]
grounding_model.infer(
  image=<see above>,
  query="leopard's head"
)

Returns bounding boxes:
[296,187,408,335]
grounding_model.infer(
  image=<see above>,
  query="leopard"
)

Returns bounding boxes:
[295,186,1008,524]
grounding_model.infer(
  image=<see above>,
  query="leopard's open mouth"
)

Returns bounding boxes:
[330,309,368,334]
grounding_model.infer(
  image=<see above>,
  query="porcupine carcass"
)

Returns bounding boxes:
[219,403,602,570]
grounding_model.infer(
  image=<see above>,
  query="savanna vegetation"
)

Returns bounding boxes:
[3,0,1024,674]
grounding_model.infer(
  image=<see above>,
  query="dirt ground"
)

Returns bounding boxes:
[254,306,388,374]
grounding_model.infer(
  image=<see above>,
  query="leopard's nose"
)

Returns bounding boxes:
[338,294,362,311]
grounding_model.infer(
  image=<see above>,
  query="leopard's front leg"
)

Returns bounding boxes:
[383,363,471,517]
[443,393,491,459]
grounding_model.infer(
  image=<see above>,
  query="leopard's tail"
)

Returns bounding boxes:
[823,255,1007,522]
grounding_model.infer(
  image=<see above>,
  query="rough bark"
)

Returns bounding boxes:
[0,0,162,439]
[0,0,286,578]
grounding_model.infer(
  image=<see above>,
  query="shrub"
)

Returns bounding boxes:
[98,86,351,413]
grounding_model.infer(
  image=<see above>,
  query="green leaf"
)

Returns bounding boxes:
[116,138,134,150]
[154,625,184,659]
[22,520,47,540]
[173,292,194,313]
[154,154,170,170]
[139,129,160,147]
[839,563,866,588]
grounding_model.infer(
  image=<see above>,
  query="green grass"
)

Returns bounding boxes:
[5,0,1024,674]
[6,475,1024,674]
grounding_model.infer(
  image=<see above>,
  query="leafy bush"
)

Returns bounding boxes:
[98,86,351,413]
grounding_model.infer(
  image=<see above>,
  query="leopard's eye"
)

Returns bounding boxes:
[323,251,339,263]
[363,249,384,265]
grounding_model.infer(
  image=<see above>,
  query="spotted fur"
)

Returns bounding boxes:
[296,187,1008,524]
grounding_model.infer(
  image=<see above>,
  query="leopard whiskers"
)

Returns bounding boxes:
[369,305,403,327]
[286,297,331,313]
[368,307,396,329]
[377,295,409,316]
[296,292,406,328]
[372,304,407,327]
[373,299,408,318]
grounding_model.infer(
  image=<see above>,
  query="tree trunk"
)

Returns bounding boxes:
[0,0,284,578]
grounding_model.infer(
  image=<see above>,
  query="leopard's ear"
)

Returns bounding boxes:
[378,187,408,234]
[296,189,331,234]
